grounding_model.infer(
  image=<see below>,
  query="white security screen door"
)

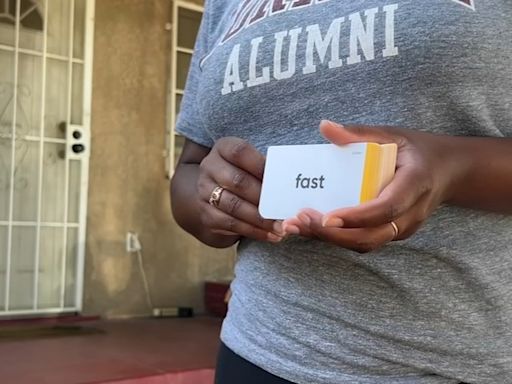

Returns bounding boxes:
[0,0,94,316]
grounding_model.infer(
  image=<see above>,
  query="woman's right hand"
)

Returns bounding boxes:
[196,137,284,243]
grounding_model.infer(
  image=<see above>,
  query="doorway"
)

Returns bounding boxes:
[0,0,94,316]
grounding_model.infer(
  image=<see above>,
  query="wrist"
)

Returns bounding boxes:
[438,135,479,205]
[441,136,481,205]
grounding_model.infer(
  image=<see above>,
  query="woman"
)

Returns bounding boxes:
[171,1,512,383]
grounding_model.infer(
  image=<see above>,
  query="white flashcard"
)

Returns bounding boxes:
[259,144,368,219]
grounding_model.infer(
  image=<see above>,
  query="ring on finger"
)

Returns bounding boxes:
[209,186,225,207]
[390,221,399,240]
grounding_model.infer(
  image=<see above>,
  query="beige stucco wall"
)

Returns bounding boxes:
[84,0,235,318]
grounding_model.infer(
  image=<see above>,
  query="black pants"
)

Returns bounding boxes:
[215,342,470,384]
[215,342,294,384]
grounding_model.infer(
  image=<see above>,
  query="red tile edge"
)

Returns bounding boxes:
[0,314,101,327]
[97,369,215,384]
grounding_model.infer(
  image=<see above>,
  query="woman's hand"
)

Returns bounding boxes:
[197,137,285,243]
[283,120,470,253]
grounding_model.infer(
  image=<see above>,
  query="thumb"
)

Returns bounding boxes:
[320,120,397,146]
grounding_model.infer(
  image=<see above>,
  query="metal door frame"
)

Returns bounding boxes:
[0,0,95,316]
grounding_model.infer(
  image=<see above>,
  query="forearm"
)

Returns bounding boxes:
[445,136,512,214]
[170,163,240,248]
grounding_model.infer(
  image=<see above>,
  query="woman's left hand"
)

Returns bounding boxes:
[282,120,469,253]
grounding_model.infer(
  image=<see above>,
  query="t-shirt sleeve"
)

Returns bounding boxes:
[174,4,214,148]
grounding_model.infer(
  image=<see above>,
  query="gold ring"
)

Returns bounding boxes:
[208,186,224,207]
[390,221,399,240]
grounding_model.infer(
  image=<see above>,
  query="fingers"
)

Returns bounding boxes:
[197,137,285,243]
[216,164,263,206]
[211,229,239,236]
[201,149,263,206]
[295,195,432,252]
[322,164,432,228]
[320,120,400,146]
[282,217,314,237]
[286,122,438,248]
[200,178,278,234]
[201,202,282,243]
[198,174,283,242]
[298,209,397,253]
[215,137,266,180]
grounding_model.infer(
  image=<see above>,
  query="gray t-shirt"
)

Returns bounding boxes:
[176,1,512,383]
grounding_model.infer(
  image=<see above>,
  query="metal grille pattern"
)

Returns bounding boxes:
[0,0,94,316]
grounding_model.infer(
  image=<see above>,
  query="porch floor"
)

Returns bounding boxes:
[0,316,222,384]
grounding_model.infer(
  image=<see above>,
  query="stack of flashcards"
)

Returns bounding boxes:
[259,143,398,220]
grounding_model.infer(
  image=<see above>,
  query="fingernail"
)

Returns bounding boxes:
[297,213,310,226]
[273,221,284,235]
[267,233,283,243]
[283,224,300,235]
[322,217,344,228]
[321,119,343,128]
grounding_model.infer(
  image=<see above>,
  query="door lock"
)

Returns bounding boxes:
[72,144,85,154]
